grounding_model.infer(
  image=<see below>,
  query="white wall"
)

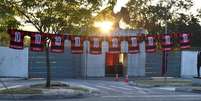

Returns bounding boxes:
[128,42,146,76]
[0,47,28,78]
[181,51,198,78]
[86,54,105,77]
[84,29,147,77]
[83,41,105,77]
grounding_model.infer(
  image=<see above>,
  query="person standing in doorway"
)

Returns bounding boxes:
[197,51,201,78]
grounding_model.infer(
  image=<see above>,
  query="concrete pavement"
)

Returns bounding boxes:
[0,78,201,100]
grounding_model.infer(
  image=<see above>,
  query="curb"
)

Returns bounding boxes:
[0,93,89,100]
[175,87,201,94]
[0,78,26,82]
[175,87,192,92]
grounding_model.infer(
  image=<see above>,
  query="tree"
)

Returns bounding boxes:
[124,0,193,34]
[0,0,21,46]
[4,0,103,87]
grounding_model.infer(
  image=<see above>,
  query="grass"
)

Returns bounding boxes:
[69,86,90,92]
[0,81,90,94]
[0,88,42,94]
[135,79,192,87]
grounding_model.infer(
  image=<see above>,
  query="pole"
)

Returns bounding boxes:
[163,4,168,83]
[46,40,51,88]
[85,41,88,80]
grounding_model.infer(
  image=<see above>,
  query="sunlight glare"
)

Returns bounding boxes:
[94,21,113,35]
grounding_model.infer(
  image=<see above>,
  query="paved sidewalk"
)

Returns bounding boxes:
[0,77,200,100]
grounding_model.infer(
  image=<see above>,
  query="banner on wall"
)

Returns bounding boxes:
[160,34,173,52]
[7,29,192,54]
[145,35,157,53]
[69,35,84,54]
[9,29,25,49]
[89,36,102,54]
[30,32,45,52]
[108,37,121,53]
[179,33,191,49]
[127,36,139,54]
[50,34,65,53]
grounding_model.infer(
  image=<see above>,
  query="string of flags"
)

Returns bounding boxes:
[8,29,191,54]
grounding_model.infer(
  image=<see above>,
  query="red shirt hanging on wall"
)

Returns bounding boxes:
[9,29,25,49]
[50,34,65,53]
[179,33,191,49]
[89,36,102,54]
[145,34,157,53]
[127,36,139,54]
[69,35,84,54]
[108,36,121,53]
[160,34,173,52]
[30,32,45,52]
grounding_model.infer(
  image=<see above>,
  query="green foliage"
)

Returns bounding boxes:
[125,0,193,33]
[0,0,21,46]
[5,0,102,34]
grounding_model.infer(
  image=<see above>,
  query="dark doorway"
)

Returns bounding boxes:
[105,53,127,77]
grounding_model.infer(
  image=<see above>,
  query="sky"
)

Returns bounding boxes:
[151,0,200,15]
[20,0,201,32]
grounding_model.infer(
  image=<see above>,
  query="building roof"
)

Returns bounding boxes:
[110,28,146,36]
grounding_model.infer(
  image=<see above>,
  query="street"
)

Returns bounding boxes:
[0,79,201,101]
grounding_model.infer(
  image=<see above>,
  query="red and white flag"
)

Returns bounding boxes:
[30,32,45,52]
[145,35,157,53]
[89,36,102,54]
[50,34,65,53]
[69,35,84,54]
[179,33,191,49]
[108,37,121,53]
[160,34,173,52]
[127,36,139,54]
[9,29,25,49]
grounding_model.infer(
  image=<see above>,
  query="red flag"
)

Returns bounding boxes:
[50,34,65,53]
[30,32,45,52]
[160,34,173,52]
[127,36,139,54]
[108,37,121,53]
[9,29,25,49]
[69,35,84,54]
[179,33,191,49]
[89,36,102,54]
[145,35,157,53]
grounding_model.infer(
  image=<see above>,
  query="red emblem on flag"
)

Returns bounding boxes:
[9,29,25,49]
[50,34,65,53]
[89,36,102,54]
[179,33,191,49]
[160,34,173,52]
[145,35,157,53]
[30,32,45,52]
[70,35,84,54]
[108,37,121,53]
[128,36,139,54]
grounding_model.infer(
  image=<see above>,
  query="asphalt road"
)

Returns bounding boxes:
[0,79,201,101]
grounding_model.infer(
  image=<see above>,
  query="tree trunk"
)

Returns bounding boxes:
[45,41,51,88]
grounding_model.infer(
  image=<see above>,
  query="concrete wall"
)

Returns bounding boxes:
[0,47,28,78]
[128,42,146,76]
[181,51,197,78]
[85,41,146,77]
[84,29,147,77]
[83,41,105,77]
[86,54,105,77]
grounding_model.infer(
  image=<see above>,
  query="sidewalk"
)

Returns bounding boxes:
[0,78,94,100]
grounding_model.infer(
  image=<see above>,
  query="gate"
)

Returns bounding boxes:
[28,48,82,79]
[146,52,181,77]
